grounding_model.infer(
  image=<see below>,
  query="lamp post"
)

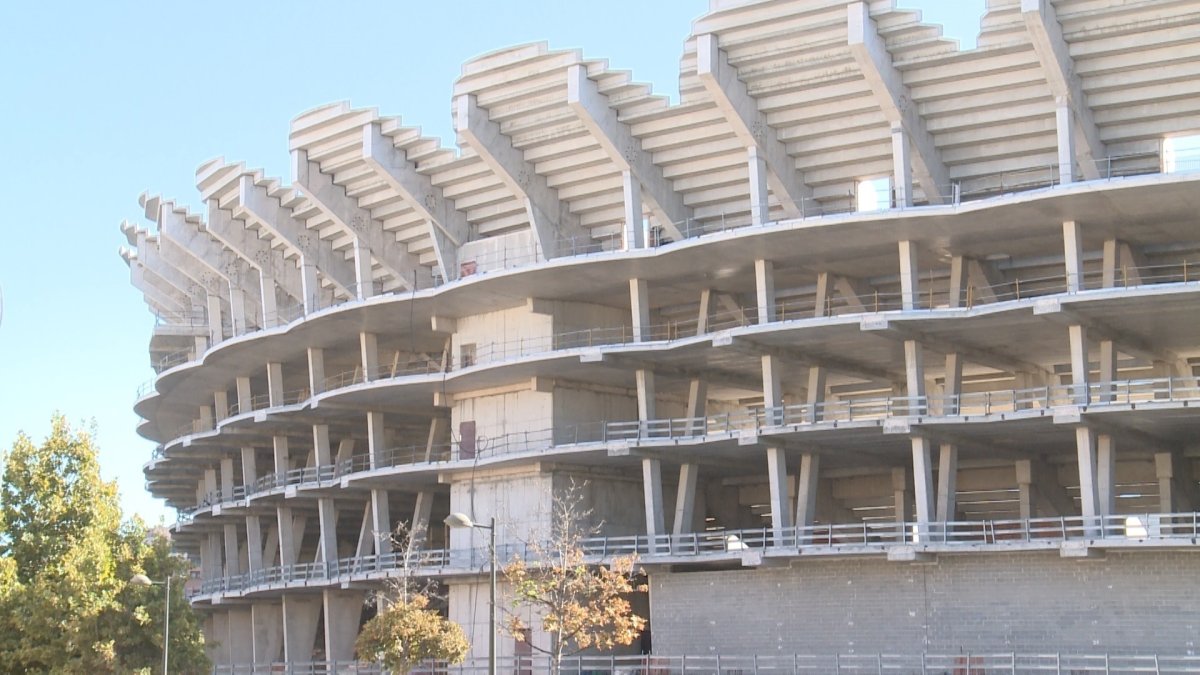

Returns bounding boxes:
[444,512,497,675]
[129,573,171,675]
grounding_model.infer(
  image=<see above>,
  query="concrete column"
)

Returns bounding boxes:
[198,406,213,432]
[1098,340,1117,402]
[1016,459,1034,520]
[1097,434,1116,517]
[356,502,375,557]
[208,612,231,666]
[1155,452,1177,513]
[236,376,252,414]
[748,145,770,227]
[220,457,236,499]
[944,352,963,415]
[300,258,320,314]
[367,411,387,469]
[696,288,713,334]
[258,269,279,329]
[252,603,284,666]
[314,425,338,563]
[203,468,218,502]
[276,506,297,567]
[948,256,967,308]
[642,458,666,548]
[935,443,958,522]
[228,286,248,336]
[621,170,645,249]
[223,522,241,576]
[761,354,783,415]
[892,122,912,207]
[425,417,448,461]
[214,390,229,421]
[685,378,707,435]
[360,332,379,381]
[283,595,322,663]
[273,435,290,477]
[765,444,792,543]
[794,452,820,533]
[911,436,936,526]
[371,489,392,555]
[227,608,254,666]
[266,362,284,407]
[813,272,831,318]
[353,239,374,300]
[892,467,912,523]
[412,490,435,546]
[207,293,225,345]
[1102,238,1118,288]
[904,339,926,412]
[308,347,325,395]
[1069,324,1090,404]
[1055,96,1076,185]
[324,590,364,661]
[1075,426,1100,522]
[806,366,827,423]
[672,463,700,536]
[629,278,650,341]
[1063,220,1084,292]
[755,258,775,323]
[898,240,919,310]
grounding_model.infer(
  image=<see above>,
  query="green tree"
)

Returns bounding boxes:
[0,415,209,674]
[503,482,647,674]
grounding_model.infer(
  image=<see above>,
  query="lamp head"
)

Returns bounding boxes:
[443,512,475,529]
[129,573,154,587]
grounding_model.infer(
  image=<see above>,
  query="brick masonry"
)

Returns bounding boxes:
[649,550,1200,655]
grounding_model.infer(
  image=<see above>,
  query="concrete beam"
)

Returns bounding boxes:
[206,203,304,310]
[847,3,950,204]
[566,64,687,242]
[454,94,589,258]
[294,149,428,292]
[1021,0,1105,182]
[237,175,356,299]
[696,33,810,219]
[362,121,468,281]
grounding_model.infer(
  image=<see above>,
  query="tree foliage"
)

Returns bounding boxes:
[503,482,647,673]
[355,594,470,675]
[0,415,209,674]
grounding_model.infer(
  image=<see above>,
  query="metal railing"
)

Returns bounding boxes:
[212,652,1200,674]
[190,512,1200,598]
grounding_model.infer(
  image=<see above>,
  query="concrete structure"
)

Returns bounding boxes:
[124,0,1200,670]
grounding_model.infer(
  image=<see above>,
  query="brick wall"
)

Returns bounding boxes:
[649,550,1200,655]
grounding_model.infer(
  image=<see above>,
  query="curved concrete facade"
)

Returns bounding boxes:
[122,0,1200,670]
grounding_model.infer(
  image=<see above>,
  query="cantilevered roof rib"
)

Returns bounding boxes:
[1020,0,1104,181]
[695,32,811,220]
[846,2,950,205]
[293,149,430,291]
[360,122,467,281]
[236,174,357,298]
[454,93,589,259]
[204,202,304,307]
[566,64,688,242]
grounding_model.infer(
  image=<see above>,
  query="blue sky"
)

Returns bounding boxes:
[0,0,986,523]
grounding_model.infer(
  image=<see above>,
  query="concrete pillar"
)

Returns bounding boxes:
[1075,426,1100,522]
[755,258,775,323]
[748,145,770,227]
[283,595,322,663]
[672,463,700,536]
[220,457,236,499]
[635,370,657,428]
[371,489,392,555]
[794,453,820,533]
[276,506,297,567]
[258,270,279,329]
[904,339,926,412]
[944,352,963,415]
[367,411,387,469]
[892,122,912,207]
[353,239,374,300]
[1155,452,1176,513]
[308,347,325,395]
[223,522,241,576]
[412,490,435,547]
[267,361,284,407]
[629,278,650,341]
[1069,324,1090,404]
[314,426,338,563]
[1063,220,1084,292]
[685,378,707,434]
[762,354,783,416]
[911,436,936,526]
[1016,459,1035,520]
[207,293,225,345]
[765,444,792,543]
[356,502,375,557]
[642,458,666,549]
[425,417,447,461]
[1098,340,1117,403]
[252,603,284,666]
[1055,96,1076,185]
[208,612,231,666]
[621,170,645,249]
[696,288,713,334]
[227,607,254,666]
[813,272,831,318]
[273,435,290,476]
[1097,434,1116,517]
[806,366,827,423]
[228,286,248,336]
[198,405,214,432]
[214,390,229,421]
[236,376,252,414]
[936,443,958,522]
[898,240,919,310]
[948,256,967,308]
[892,467,912,523]
[360,332,379,381]
[301,258,321,314]
[324,590,364,661]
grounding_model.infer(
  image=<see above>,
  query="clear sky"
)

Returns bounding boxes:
[0,0,986,523]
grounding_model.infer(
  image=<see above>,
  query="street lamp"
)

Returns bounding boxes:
[444,512,497,675]
[129,573,171,675]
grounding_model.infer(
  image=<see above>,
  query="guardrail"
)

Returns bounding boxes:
[190,512,1200,598]
[217,652,1200,674]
